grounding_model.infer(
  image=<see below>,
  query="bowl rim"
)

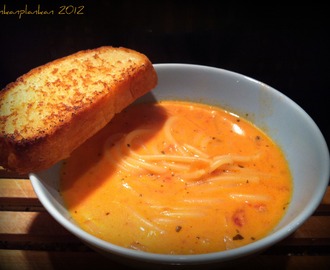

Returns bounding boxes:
[29,63,330,265]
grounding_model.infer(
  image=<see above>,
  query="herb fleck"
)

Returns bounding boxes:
[175,226,182,232]
[233,234,244,240]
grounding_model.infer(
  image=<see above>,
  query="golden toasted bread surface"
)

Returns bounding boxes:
[0,46,157,173]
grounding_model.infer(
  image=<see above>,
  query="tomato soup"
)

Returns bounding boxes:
[60,101,292,254]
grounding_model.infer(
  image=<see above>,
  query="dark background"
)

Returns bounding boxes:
[1,1,329,149]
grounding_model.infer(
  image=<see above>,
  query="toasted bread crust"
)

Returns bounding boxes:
[0,46,157,173]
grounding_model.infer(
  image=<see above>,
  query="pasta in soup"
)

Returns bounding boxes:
[60,101,292,254]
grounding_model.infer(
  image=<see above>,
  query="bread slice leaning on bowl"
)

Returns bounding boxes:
[0,46,158,174]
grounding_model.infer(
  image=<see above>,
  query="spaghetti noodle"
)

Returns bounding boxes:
[60,100,292,254]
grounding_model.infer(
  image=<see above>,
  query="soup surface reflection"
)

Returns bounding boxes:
[60,101,292,254]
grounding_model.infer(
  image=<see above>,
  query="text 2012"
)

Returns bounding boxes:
[58,5,84,15]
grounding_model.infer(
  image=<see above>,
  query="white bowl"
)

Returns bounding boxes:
[30,64,330,267]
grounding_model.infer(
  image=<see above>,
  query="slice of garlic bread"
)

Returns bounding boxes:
[0,46,157,173]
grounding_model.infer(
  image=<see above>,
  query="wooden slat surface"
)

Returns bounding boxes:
[1,168,330,269]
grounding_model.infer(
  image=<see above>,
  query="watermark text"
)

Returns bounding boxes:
[0,4,85,19]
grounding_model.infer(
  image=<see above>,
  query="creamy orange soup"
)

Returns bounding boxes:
[60,101,292,254]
